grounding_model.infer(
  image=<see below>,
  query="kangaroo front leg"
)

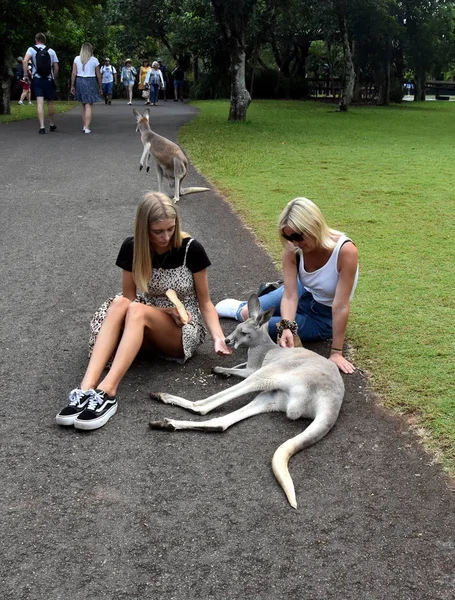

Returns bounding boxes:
[140,142,151,171]
[150,392,278,432]
[212,363,254,379]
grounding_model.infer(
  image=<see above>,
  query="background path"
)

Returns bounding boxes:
[0,100,454,599]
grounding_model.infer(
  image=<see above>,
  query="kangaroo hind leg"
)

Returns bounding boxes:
[149,391,280,432]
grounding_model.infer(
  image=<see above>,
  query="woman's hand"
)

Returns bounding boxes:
[170,308,191,328]
[329,352,356,374]
[70,86,75,95]
[278,329,294,348]
[214,338,233,356]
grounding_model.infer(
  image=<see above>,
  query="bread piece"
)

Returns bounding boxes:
[165,289,189,324]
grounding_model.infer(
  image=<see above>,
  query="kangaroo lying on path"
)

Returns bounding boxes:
[133,108,209,203]
[149,295,345,509]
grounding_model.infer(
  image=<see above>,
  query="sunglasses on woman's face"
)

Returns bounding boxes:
[281,230,304,242]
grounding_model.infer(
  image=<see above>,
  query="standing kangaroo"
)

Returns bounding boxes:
[149,295,345,509]
[133,108,209,203]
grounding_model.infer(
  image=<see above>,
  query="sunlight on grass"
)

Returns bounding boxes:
[181,100,455,469]
[0,101,78,124]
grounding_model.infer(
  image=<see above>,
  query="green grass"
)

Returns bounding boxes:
[180,100,455,469]
[0,101,78,124]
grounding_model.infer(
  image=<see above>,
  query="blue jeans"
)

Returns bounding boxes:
[150,83,159,103]
[237,283,333,342]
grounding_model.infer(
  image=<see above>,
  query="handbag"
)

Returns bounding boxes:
[142,89,149,99]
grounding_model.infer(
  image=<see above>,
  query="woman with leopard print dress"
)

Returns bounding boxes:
[56,192,232,431]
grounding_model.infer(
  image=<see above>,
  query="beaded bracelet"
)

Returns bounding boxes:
[276,319,299,337]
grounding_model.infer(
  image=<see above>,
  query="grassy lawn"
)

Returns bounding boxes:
[0,101,78,124]
[180,100,455,470]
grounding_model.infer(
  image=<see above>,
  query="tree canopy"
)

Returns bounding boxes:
[1,0,454,116]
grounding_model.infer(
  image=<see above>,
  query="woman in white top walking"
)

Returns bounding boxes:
[70,42,102,133]
[216,197,359,373]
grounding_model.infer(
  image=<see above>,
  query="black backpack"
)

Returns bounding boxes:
[33,45,52,77]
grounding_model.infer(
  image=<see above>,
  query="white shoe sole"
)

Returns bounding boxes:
[215,299,242,319]
[74,403,118,430]
[55,413,80,426]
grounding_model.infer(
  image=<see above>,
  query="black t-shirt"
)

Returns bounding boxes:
[116,236,211,273]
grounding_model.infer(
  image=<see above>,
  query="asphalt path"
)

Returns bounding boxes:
[1,100,454,600]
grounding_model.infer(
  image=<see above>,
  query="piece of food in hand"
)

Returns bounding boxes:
[165,289,189,324]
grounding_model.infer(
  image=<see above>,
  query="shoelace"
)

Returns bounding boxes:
[86,390,105,411]
[68,388,87,406]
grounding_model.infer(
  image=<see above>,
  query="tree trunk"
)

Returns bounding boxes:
[337,17,355,112]
[229,35,251,121]
[414,71,426,101]
[0,42,13,115]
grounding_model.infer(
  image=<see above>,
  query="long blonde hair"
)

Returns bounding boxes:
[133,192,188,293]
[80,42,94,69]
[277,197,342,250]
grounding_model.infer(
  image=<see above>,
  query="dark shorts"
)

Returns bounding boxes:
[102,82,113,95]
[174,79,184,89]
[32,77,56,100]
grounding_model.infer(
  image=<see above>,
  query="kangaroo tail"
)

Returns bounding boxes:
[179,186,210,196]
[271,415,336,509]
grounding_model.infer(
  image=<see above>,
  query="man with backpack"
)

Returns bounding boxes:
[100,57,117,105]
[22,33,59,134]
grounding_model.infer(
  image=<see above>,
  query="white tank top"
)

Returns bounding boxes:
[298,235,359,306]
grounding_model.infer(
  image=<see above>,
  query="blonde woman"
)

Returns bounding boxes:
[70,42,102,133]
[216,197,359,374]
[56,192,232,431]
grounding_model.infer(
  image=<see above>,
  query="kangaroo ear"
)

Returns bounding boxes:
[143,108,150,120]
[247,294,261,319]
[256,307,275,328]
[133,109,141,120]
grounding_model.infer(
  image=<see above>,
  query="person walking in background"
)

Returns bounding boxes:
[144,61,164,106]
[16,57,32,105]
[70,42,102,134]
[172,64,185,101]
[100,57,117,105]
[22,33,59,133]
[216,197,359,374]
[120,59,136,105]
[157,58,168,101]
[55,192,232,431]
[138,59,151,102]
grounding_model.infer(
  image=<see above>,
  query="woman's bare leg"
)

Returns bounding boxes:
[84,103,93,129]
[97,303,184,396]
[80,296,132,390]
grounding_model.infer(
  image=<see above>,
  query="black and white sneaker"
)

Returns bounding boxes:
[73,389,118,431]
[56,388,93,426]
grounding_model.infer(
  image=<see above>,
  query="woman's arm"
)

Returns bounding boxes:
[193,269,233,356]
[70,61,77,95]
[95,64,102,93]
[278,245,300,348]
[122,270,137,301]
[330,242,358,374]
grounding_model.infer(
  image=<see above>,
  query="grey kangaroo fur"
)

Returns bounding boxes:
[149,294,345,509]
[133,108,209,203]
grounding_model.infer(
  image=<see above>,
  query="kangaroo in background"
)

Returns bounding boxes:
[133,108,209,203]
[149,294,345,509]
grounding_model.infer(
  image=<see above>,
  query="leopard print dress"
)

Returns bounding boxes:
[88,238,206,364]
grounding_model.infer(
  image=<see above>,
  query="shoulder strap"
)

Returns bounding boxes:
[184,238,193,265]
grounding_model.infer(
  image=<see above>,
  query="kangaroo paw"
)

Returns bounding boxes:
[149,418,176,431]
[172,197,179,203]
[149,392,164,402]
[211,367,231,378]
[139,165,143,171]
[146,166,150,173]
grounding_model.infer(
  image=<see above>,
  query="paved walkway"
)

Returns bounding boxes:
[0,100,454,600]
